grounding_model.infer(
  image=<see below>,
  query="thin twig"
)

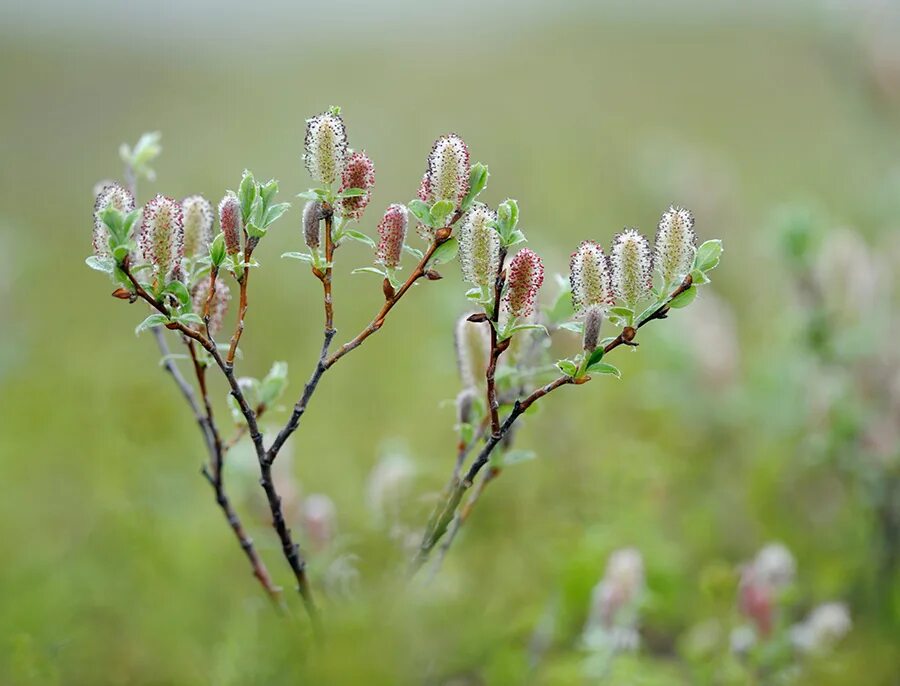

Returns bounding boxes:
[485,247,509,437]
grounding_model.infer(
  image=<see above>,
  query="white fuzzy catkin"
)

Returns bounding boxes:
[570,240,612,314]
[611,228,653,308]
[181,195,213,258]
[92,183,135,257]
[458,203,500,289]
[304,111,348,186]
[655,205,696,286]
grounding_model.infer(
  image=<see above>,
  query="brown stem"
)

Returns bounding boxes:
[226,257,250,366]
[485,247,508,437]
[202,267,218,321]
[322,209,335,333]
[121,261,317,620]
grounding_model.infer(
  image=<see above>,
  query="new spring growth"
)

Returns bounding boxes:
[191,279,231,337]
[93,183,135,257]
[458,203,500,289]
[455,313,491,388]
[611,229,653,309]
[182,195,213,258]
[218,192,243,256]
[582,305,604,352]
[338,151,375,220]
[570,240,613,314]
[375,204,409,269]
[655,205,696,286]
[139,195,184,280]
[503,248,544,319]
[419,134,470,216]
[303,200,323,250]
[304,110,348,187]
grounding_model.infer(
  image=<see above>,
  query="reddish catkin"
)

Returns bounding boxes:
[338,151,375,221]
[218,192,242,256]
[139,194,184,279]
[503,248,544,319]
[375,204,408,269]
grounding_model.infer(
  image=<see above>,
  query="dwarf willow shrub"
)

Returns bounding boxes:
[87,106,723,625]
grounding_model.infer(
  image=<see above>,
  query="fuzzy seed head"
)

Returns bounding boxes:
[420,134,470,211]
[582,305,604,352]
[376,204,409,269]
[338,150,375,221]
[655,205,696,285]
[181,195,213,258]
[455,313,491,388]
[611,228,653,308]
[570,241,612,314]
[304,111,348,186]
[504,248,544,319]
[92,183,135,257]
[191,278,231,337]
[139,195,184,279]
[458,203,500,289]
[218,192,242,255]
[302,200,323,249]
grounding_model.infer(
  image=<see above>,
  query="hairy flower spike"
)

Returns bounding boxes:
[338,151,375,220]
[304,110,348,186]
[139,195,183,279]
[419,134,470,213]
[376,204,408,269]
[181,195,213,258]
[570,240,612,314]
[302,200,323,250]
[455,313,491,388]
[191,278,231,337]
[611,228,653,308]
[218,192,242,256]
[582,305,604,352]
[92,183,135,257]
[504,248,544,319]
[655,205,696,285]
[458,203,500,289]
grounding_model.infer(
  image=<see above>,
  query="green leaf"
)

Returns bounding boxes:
[497,198,519,244]
[112,245,130,263]
[586,361,621,378]
[428,237,458,266]
[668,285,698,309]
[135,313,169,335]
[557,320,583,334]
[164,281,191,307]
[245,222,266,239]
[407,199,432,227]
[85,255,114,273]
[263,202,290,227]
[176,313,203,326]
[556,359,578,377]
[238,170,257,223]
[693,239,723,272]
[209,232,226,267]
[259,179,278,208]
[260,361,289,406]
[352,267,386,277]
[296,190,321,201]
[403,244,424,259]
[585,347,604,369]
[282,251,314,263]
[343,229,375,248]
[430,199,455,226]
[123,209,141,236]
[460,162,489,211]
[545,283,575,324]
[610,306,633,319]
[336,187,367,198]
[690,268,710,285]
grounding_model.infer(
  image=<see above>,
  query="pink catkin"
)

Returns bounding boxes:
[504,248,544,318]
[338,151,375,220]
[376,204,408,269]
[139,194,184,279]
[218,193,242,255]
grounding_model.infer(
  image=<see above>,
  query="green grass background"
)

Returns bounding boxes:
[0,2,898,683]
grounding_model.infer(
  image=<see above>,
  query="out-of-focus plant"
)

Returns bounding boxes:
[681,542,851,684]
[778,207,900,613]
[86,107,723,631]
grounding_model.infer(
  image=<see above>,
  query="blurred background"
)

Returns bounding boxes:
[1,0,899,683]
